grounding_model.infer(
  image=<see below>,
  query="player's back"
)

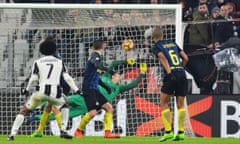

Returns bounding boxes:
[156,40,184,72]
[82,52,101,90]
[34,55,64,97]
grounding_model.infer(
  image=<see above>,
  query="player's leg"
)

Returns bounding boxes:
[173,72,188,141]
[159,92,174,142]
[48,97,72,139]
[102,102,120,138]
[159,75,174,142]
[9,92,43,140]
[173,96,186,141]
[8,106,30,141]
[75,90,98,138]
[98,91,120,138]
[52,106,63,130]
[31,103,52,137]
[60,103,69,131]
[75,109,97,138]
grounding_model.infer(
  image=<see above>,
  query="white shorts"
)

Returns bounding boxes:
[25,92,65,110]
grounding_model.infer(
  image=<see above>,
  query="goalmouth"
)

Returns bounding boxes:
[0,3,194,138]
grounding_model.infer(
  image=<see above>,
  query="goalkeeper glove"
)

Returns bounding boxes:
[127,58,136,66]
[139,63,147,74]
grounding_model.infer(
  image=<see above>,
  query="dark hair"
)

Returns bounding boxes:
[198,2,207,7]
[93,39,105,50]
[39,37,57,55]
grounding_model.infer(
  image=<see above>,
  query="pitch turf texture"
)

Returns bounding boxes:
[0,135,239,144]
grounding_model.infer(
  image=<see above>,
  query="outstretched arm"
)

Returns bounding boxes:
[119,73,144,93]
[108,60,128,70]
[119,63,147,93]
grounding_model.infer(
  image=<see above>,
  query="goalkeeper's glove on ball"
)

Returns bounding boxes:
[127,58,136,66]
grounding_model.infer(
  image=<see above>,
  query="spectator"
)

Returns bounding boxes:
[180,0,193,21]
[209,4,234,48]
[188,3,211,45]
[199,0,218,12]
[211,6,220,19]
[220,4,231,19]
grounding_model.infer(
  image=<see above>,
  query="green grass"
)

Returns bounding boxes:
[0,135,239,144]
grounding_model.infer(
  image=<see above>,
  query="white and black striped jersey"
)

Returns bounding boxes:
[26,56,79,98]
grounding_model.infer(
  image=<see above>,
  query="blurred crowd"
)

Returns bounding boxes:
[181,0,240,47]
[10,0,177,4]
[180,0,240,95]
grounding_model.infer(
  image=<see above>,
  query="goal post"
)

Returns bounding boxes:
[0,3,193,137]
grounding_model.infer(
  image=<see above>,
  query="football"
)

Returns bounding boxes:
[122,39,134,51]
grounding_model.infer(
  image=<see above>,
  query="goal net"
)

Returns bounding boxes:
[0,4,194,137]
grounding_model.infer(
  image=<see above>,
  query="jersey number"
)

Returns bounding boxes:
[46,64,53,79]
[169,50,180,65]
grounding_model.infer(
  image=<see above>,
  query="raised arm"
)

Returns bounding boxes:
[90,53,115,75]
[119,63,147,93]
[119,73,144,93]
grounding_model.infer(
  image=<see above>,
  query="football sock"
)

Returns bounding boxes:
[61,108,69,131]
[10,114,24,136]
[104,112,112,131]
[78,113,92,131]
[38,111,50,131]
[55,112,62,130]
[161,108,172,132]
[178,108,186,132]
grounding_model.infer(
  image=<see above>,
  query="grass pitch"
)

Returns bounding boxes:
[0,135,239,144]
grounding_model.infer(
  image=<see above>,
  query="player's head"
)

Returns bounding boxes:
[111,73,121,84]
[39,36,57,56]
[152,26,163,42]
[93,39,106,51]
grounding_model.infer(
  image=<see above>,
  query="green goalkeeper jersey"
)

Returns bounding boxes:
[36,60,144,120]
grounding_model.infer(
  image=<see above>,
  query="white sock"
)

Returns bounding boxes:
[10,114,24,136]
[61,108,69,131]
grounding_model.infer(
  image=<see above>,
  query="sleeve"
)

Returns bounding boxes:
[119,73,144,93]
[90,53,115,75]
[26,61,39,91]
[108,60,127,70]
[62,63,79,92]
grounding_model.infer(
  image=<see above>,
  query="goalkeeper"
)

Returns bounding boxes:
[31,59,147,137]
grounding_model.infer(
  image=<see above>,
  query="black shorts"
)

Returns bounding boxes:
[82,89,108,111]
[161,72,187,96]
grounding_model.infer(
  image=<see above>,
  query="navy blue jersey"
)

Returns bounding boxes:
[82,52,113,91]
[152,40,184,72]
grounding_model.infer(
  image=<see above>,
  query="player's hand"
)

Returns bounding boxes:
[127,58,135,66]
[139,63,147,74]
[21,88,29,96]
